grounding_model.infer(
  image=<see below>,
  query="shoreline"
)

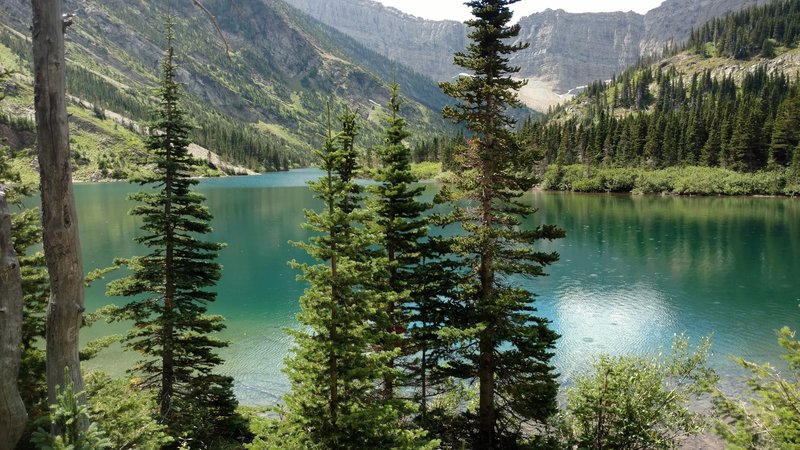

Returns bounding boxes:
[70,169,296,185]
[73,167,799,199]
[538,164,800,198]
[532,186,799,199]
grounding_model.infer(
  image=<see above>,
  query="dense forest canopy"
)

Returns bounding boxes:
[522,0,800,190]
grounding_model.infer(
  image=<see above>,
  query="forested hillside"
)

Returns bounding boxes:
[0,0,451,180]
[524,0,800,195]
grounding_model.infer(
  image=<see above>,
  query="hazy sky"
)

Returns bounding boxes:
[373,0,665,21]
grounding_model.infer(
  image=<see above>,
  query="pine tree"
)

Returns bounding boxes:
[662,113,681,167]
[273,107,436,450]
[790,142,800,189]
[728,101,758,171]
[369,84,430,399]
[769,96,800,167]
[439,0,565,447]
[31,369,110,450]
[643,113,664,169]
[106,20,242,444]
[701,118,722,167]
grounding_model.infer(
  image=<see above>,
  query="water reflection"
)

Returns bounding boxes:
[547,282,673,382]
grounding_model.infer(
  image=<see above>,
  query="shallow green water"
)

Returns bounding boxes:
[72,169,800,405]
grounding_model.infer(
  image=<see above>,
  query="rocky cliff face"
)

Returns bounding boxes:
[281,0,466,81]
[511,10,645,91]
[284,0,772,106]
[641,0,769,54]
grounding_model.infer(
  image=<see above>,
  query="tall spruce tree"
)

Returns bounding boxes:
[439,0,565,447]
[272,107,435,450]
[369,84,430,399]
[106,20,242,445]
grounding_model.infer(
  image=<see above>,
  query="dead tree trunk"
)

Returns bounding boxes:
[0,188,27,450]
[30,0,86,412]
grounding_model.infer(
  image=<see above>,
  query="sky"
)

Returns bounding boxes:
[373,0,666,22]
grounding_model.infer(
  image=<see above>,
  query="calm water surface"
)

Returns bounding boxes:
[74,169,800,405]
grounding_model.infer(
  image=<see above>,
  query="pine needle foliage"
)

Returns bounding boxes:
[265,107,436,450]
[438,0,565,447]
[105,19,244,445]
[713,327,800,449]
[369,84,431,399]
[31,369,111,450]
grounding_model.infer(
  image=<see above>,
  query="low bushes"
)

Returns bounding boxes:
[541,164,798,196]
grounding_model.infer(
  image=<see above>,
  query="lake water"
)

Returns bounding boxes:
[73,168,800,405]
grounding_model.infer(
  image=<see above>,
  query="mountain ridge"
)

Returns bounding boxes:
[0,0,452,180]
[284,0,771,109]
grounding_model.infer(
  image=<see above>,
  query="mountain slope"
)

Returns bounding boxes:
[0,0,451,178]
[522,0,800,195]
[285,0,770,109]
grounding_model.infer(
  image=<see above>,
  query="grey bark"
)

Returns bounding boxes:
[30,0,86,411]
[0,188,27,450]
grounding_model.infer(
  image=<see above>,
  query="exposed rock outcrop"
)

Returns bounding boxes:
[283,0,772,108]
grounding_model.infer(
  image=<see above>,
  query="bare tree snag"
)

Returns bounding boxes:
[0,188,27,450]
[30,0,86,413]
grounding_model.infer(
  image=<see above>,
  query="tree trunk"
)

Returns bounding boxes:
[160,153,175,421]
[477,323,496,449]
[477,120,497,448]
[31,0,86,414]
[477,246,497,448]
[0,188,27,450]
[383,246,396,400]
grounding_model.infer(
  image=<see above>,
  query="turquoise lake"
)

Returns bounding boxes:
[72,168,800,405]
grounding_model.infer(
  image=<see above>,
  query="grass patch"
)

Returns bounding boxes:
[255,122,311,152]
[410,161,442,180]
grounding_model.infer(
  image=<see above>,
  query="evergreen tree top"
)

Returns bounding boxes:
[441,0,528,134]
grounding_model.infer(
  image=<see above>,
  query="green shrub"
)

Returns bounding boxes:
[410,161,442,180]
[713,327,800,449]
[542,165,592,191]
[633,169,678,194]
[31,369,111,450]
[598,167,640,192]
[539,165,562,190]
[556,335,716,450]
[85,373,172,450]
[750,170,787,195]
[572,176,604,192]
[542,164,792,196]
[672,167,726,195]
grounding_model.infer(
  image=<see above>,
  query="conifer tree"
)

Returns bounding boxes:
[702,119,722,167]
[106,20,242,444]
[728,101,758,171]
[273,107,435,450]
[769,96,800,167]
[791,143,800,189]
[369,84,430,399]
[439,0,565,447]
[367,87,460,421]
